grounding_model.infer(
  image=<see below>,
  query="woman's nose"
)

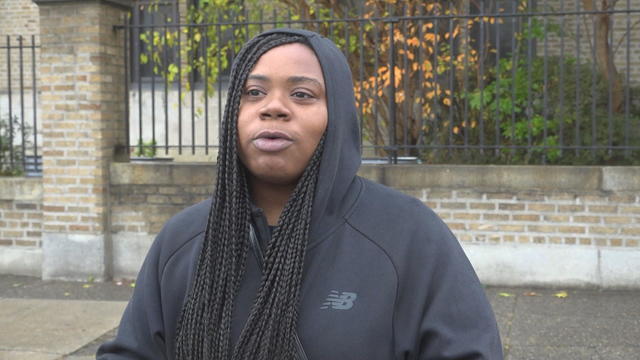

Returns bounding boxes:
[259,94,291,120]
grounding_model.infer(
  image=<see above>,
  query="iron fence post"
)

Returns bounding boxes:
[387,19,397,164]
[6,36,14,169]
[124,15,131,157]
[31,35,38,173]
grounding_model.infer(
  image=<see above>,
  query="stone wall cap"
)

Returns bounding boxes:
[359,164,635,192]
[601,166,640,192]
[33,0,132,10]
[0,177,43,200]
[110,162,216,185]
[110,163,640,191]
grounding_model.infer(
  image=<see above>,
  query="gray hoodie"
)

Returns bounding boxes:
[98,28,503,360]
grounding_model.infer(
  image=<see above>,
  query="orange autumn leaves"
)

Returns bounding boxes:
[350,2,491,152]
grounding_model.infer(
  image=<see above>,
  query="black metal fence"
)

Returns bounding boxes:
[0,35,40,176]
[120,2,640,165]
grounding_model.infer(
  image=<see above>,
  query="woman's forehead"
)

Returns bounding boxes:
[249,43,325,85]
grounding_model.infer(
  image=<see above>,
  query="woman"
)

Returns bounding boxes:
[98,28,502,360]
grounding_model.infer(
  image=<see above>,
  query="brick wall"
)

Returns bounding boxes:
[412,189,639,248]
[36,0,130,280]
[0,0,39,36]
[0,200,42,247]
[0,177,43,276]
[105,163,640,285]
[1,163,638,285]
[109,162,214,278]
[364,165,640,288]
[0,178,42,248]
[110,163,214,235]
[38,1,127,235]
[0,0,40,92]
[364,165,640,250]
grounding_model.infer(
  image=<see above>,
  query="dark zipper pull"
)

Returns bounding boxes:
[249,224,264,270]
[293,331,310,360]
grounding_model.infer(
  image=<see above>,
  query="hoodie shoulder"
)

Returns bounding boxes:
[97,198,212,359]
[346,178,502,359]
[345,177,464,278]
[347,177,443,242]
[154,198,211,269]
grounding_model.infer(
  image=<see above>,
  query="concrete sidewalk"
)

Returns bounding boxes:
[1,275,639,360]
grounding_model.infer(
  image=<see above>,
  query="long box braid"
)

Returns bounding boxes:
[176,32,326,360]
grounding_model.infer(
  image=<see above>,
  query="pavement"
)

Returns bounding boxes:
[1,275,639,360]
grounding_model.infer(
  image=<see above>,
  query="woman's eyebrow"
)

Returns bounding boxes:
[287,75,323,88]
[247,74,269,83]
[246,74,323,88]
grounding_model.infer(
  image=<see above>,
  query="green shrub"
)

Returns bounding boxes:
[0,115,27,176]
[422,17,640,165]
[465,54,640,165]
[134,139,157,158]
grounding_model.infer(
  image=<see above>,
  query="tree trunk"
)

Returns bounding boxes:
[581,0,624,112]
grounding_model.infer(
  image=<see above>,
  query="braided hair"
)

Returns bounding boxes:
[176,32,326,360]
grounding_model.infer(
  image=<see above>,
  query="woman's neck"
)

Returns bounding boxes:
[249,177,296,226]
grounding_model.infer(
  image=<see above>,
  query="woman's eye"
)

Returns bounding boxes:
[246,89,262,96]
[292,91,313,99]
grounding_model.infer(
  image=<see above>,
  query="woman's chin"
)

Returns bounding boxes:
[247,169,302,188]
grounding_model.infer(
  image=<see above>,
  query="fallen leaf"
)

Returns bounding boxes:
[12,283,22,287]
[554,291,568,298]
[64,292,71,297]
[523,291,540,296]
[130,282,136,288]
[498,292,515,297]
[82,284,93,289]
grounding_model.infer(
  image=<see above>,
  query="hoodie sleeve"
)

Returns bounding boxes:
[417,230,502,359]
[96,199,208,359]
[391,203,503,360]
[96,235,168,360]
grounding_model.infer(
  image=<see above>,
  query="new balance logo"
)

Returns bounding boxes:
[320,290,357,310]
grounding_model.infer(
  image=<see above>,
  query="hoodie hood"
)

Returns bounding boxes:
[255,28,362,243]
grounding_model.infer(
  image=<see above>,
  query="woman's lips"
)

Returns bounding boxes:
[252,130,294,152]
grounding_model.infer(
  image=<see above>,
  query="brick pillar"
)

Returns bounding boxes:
[34,0,131,280]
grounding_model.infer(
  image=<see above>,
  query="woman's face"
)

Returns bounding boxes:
[237,43,327,187]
